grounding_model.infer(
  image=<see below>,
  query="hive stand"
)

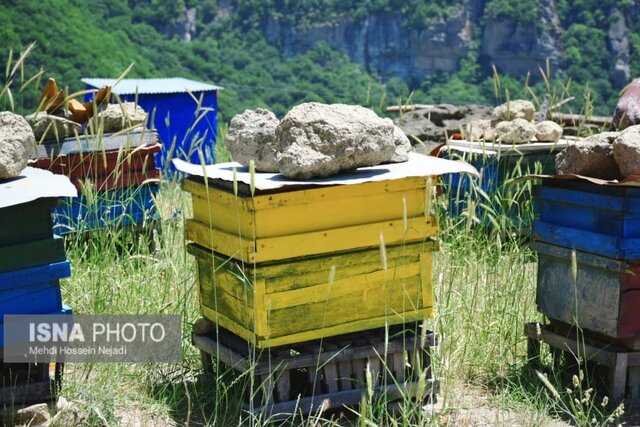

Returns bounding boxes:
[0,360,62,410]
[525,322,640,405]
[193,320,438,416]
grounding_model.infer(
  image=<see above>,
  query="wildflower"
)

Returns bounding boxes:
[536,322,542,338]
[601,396,609,407]
[572,375,580,388]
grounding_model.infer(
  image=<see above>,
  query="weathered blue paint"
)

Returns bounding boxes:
[0,261,71,289]
[534,241,640,338]
[534,179,640,259]
[444,148,557,224]
[0,305,72,348]
[0,280,62,316]
[52,185,159,234]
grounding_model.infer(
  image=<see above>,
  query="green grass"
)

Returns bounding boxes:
[1,46,626,426]
[46,177,545,425]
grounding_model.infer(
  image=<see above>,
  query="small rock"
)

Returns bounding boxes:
[25,111,81,142]
[99,102,147,133]
[225,108,280,172]
[396,104,493,143]
[15,403,51,426]
[613,125,640,177]
[464,119,496,141]
[192,318,215,335]
[50,396,86,426]
[0,111,34,179]
[613,79,640,129]
[492,100,536,122]
[494,119,537,144]
[276,103,396,179]
[556,136,621,180]
[535,120,563,142]
[391,126,411,162]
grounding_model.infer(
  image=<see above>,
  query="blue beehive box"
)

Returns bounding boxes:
[0,261,70,317]
[52,184,159,234]
[533,179,640,259]
[81,77,222,171]
[443,140,564,222]
[0,168,77,350]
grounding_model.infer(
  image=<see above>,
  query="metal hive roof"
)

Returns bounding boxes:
[81,77,222,95]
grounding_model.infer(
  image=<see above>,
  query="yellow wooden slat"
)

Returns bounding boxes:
[255,240,435,278]
[200,304,258,346]
[257,309,434,348]
[251,216,438,263]
[187,216,438,263]
[420,252,435,314]
[183,177,429,239]
[186,219,254,261]
[252,189,426,237]
[182,179,251,210]
[265,262,421,310]
[267,275,424,337]
[200,282,254,329]
[192,195,255,238]
[199,272,254,308]
[253,177,427,209]
[253,278,268,338]
[184,176,426,207]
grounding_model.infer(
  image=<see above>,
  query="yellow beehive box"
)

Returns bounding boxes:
[188,239,437,348]
[183,176,438,263]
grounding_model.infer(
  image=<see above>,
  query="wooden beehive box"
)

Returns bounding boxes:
[32,143,161,192]
[179,154,479,348]
[534,179,640,259]
[51,184,159,234]
[189,239,437,348]
[535,241,640,341]
[183,176,438,263]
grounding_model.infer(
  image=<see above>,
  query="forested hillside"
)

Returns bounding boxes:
[1,0,637,121]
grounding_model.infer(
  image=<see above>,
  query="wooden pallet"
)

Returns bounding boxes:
[193,319,438,416]
[525,322,640,405]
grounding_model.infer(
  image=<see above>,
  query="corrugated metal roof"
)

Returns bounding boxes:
[81,77,222,95]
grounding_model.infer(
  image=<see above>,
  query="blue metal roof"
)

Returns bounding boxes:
[81,77,223,95]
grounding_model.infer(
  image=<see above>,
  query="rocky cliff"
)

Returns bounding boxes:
[219,0,633,89]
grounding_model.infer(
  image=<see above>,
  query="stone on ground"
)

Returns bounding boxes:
[99,102,147,133]
[50,396,86,426]
[556,132,620,179]
[25,111,81,142]
[494,119,536,144]
[0,111,35,179]
[225,108,280,172]
[535,120,563,142]
[15,403,50,426]
[276,102,397,179]
[613,125,640,177]
[492,100,536,122]
[464,119,496,141]
[396,104,493,152]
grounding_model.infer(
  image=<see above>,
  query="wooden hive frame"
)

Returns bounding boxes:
[183,176,438,263]
[189,240,437,348]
